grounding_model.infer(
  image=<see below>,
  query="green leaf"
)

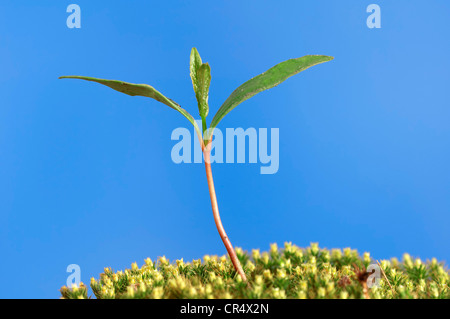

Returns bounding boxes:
[195,63,211,119]
[209,55,334,131]
[190,47,202,95]
[189,48,211,119]
[59,75,202,139]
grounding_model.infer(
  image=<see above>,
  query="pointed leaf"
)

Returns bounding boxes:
[59,75,202,138]
[190,48,202,95]
[190,48,211,119]
[195,63,211,118]
[210,55,334,130]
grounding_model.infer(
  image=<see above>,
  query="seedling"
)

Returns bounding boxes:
[60,48,333,282]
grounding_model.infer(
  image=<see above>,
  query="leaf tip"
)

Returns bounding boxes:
[59,76,78,80]
[308,55,334,62]
[191,47,199,56]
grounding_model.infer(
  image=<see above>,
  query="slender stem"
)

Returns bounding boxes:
[203,146,248,283]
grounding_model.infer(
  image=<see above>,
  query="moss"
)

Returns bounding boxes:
[60,243,449,299]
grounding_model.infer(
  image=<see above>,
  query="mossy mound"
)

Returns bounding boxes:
[60,243,449,299]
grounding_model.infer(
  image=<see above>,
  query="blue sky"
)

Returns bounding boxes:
[0,1,449,298]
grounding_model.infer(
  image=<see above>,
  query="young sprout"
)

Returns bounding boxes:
[60,48,333,283]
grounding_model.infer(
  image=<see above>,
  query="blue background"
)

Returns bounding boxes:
[0,1,449,298]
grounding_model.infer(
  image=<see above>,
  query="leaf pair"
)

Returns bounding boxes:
[60,48,333,146]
